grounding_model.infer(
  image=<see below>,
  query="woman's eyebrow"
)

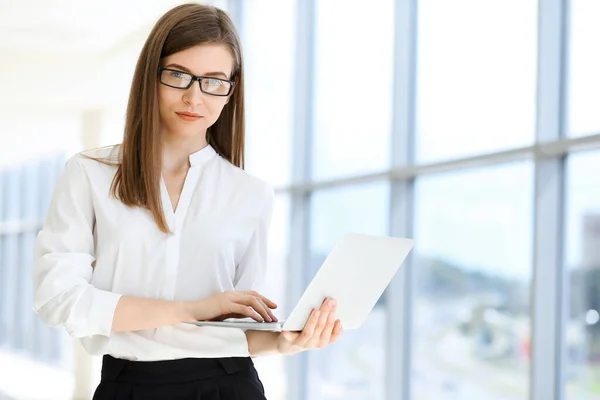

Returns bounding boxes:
[202,72,230,79]
[165,63,192,73]
[165,63,229,79]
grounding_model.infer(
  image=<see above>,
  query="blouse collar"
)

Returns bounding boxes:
[188,144,217,167]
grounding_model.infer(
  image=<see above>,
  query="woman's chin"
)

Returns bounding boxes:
[163,128,207,140]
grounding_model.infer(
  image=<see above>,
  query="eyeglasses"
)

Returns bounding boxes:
[158,67,234,97]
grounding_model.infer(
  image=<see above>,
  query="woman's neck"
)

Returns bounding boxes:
[161,135,208,174]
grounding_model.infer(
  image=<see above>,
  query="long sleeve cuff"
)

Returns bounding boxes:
[34,283,122,339]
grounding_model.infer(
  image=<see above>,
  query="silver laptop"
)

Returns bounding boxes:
[184,233,414,332]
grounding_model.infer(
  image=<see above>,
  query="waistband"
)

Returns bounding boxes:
[100,355,254,385]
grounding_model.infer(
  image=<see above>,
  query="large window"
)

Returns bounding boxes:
[17,164,38,353]
[568,0,600,137]
[565,151,600,399]
[1,169,21,349]
[412,163,533,399]
[242,0,295,187]
[0,155,70,368]
[416,0,538,162]
[241,1,295,398]
[307,182,390,399]
[252,194,291,400]
[311,0,395,181]
[233,1,598,399]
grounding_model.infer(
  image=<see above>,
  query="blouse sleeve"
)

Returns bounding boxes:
[233,184,275,293]
[32,155,122,339]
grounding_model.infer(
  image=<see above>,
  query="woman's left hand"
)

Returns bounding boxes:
[277,298,343,355]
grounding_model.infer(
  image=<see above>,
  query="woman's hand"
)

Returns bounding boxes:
[277,298,343,355]
[182,291,278,323]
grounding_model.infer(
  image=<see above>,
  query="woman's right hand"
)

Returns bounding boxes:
[183,291,278,323]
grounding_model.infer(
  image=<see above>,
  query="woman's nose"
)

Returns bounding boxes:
[182,80,204,106]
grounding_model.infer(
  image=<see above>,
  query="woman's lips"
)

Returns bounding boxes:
[176,112,202,122]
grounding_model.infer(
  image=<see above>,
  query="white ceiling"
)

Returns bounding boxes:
[0,0,229,108]
[0,0,222,54]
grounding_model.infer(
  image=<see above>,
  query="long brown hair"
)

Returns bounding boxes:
[93,4,245,234]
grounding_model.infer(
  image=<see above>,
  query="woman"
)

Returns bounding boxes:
[32,4,342,399]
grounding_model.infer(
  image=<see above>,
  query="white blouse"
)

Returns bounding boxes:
[31,144,274,361]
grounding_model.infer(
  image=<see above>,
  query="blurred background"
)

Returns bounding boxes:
[1,0,599,399]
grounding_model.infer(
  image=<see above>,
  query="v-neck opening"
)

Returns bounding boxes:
[160,168,201,232]
[159,176,176,218]
[166,172,188,214]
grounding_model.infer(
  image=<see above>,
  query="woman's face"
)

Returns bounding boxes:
[158,44,234,141]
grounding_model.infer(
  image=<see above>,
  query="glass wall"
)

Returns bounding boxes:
[311,0,395,180]
[237,0,600,398]
[412,163,533,398]
[565,151,600,399]
[241,1,295,398]
[0,154,71,366]
[236,0,600,399]
[416,0,538,162]
[568,0,600,136]
[242,0,295,187]
[307,182,390,399]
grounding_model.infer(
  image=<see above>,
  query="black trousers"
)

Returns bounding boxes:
[92,355,267,400]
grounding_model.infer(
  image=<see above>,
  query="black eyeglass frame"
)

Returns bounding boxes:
[157,67,235,97]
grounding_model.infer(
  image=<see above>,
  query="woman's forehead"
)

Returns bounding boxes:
[163,44,234,77]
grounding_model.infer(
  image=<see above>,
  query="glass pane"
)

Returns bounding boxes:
[19,231,36,351]
[0,171,4,222]
[37,157,56,220]
[21,163,38,220]
[416,0,537,162]
[1,169,20,347]
[0,172,4,345]
[5,169,21,220]
[1,234,19,348]
[253,194,290,400]
[243,0,295,186]
[412,163,533,399]
[568,0,600,136]
[0,235,8,345]
[13,232,26,351]
[20,163,38,354]
[311,0,394,181]
[241,1,294,396]
[565,151,600,398]
[307,182,389,399]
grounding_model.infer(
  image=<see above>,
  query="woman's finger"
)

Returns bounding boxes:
[232,293,268,321]
[256,297,278,322]
[231,303,264,322]
[246,295,273,322]
[319,304,337,347]
[329,319,343,344]
[314,299,333,336]
[254,296,278,322]
[243,291,278,309]
[296,309,319,346]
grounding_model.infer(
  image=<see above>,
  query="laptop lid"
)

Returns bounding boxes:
[281,233,414,331]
